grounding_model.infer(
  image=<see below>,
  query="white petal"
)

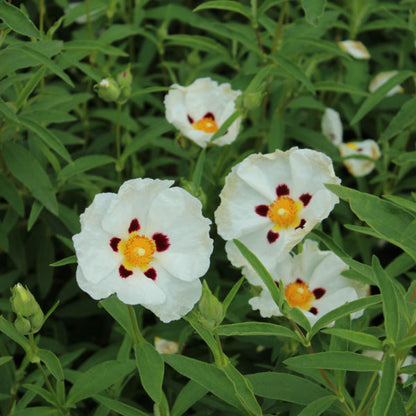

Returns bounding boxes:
[76,266,115,300]
[369,71,403,96]
[321,108,343,145]
[339,140,381,177]
[249,289,282,318]
[338,40,370,60]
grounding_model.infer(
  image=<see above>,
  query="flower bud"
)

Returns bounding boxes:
[14,315,31,335]
[95,78,120,102]
[242,82,267,110]
[116,66,133,89]
[187,49,201,67]
[198,281,223,330]
[10,284,40,317]
[30,309,44,333]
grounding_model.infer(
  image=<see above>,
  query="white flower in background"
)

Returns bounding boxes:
[215,148,340,274]
[339,140,381,177]
[247,240,366,326]
[164,77,242,148]
[321,108,343,145]
[72,178,213,323]
[338,40,371,60]
[363,351,416,385]
[369,71,404,96]
[154,337,179,354]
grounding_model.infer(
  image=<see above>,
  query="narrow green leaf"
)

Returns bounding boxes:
[131,86,170,97]
[64,40,128,57]
[67,360,135,404]
[191,149,206,189]
[298,395,338,416]
[217,322,298,339]
[0,356,13,366]
[93,394,150,416]
[99,295,134,340]
[0,173,24,216]
[0,96,19,123]
[301,0,327,25]
[222,276,245,316]
[285,352,381,371]
[393,151,416,165]
[58,155,115,181]
[270,55,315,93]
[49,255,76,267]
[27,201,43,231]
[134,342,164,403]
[22,384,55,406]
[166,34,229,55]
[245,66,274,93]
[2,142,58,215]
[246,372,329,405]
[372,256,400,341]
[184,313,218,355]
[38,349,64,381]
[171,380,207,416]
[314,81,368,96]
[12,407,59,416]
[383,195,416,214]
[15,67,46,111]
[380,97,416,142]
[351,71,414,124]
[194,1,251,19]
[209,110,241,143]
[372,354,396,416]
[322,328,383,349]
[0,316,31,353]
[386,252,415,279]
[20,116,72,163]
[396,335,416,352]
[0,0,40,38]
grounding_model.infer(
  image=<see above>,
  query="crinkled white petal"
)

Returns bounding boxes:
[249,289,282,318]
[369,71,403,96]
[339,140,381,177]
[164,77,242,148]
[215,147,340,266]
[154,337,179,354]
[338,40,370,59]
[321,108,343,145]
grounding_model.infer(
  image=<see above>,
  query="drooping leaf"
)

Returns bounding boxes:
[372,354,396,416]
[58,155,115,181]
[322,328,383,349]
[297,395,338,416]
[38,349,64,381]
[0,0,41,38]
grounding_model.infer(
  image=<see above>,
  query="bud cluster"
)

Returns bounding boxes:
[198,281,224,330]
[94,66,133,104]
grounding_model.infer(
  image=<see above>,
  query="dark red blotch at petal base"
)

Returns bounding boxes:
[144,268,157,280]
[255,205,269,217]
[204,112,215,120]
[296,278,303,284]
[313,288,326,299]
[267,230,279,244]
[119,265,133,278]
[309,307,318,315]
[295,219,306,230]
[152,233,170,252]
[299,193,312,206]
[187,114,194,124]
[276,184,290,197]
[110,238,121,252]
[128,218,140,233]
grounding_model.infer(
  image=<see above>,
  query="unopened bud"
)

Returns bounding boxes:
[14,315,31,335]
[187,50,200,67]
[242,83,266,110]
[116,66,133,88]
[30,310,44,333]
[95,78,120,102]
[10,284,39,317]
[198,281,223,330]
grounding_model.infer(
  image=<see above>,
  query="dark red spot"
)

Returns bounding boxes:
[299,193,312,206]
[128,218,140,233]
[397,376,403,383]
[144,268,157,280]
[296,278,303,284]
[119,265,132,278]
[152,233,170,252]
[267,230,279,243]
[110,238,121,252]
[295,219,306,230]
[309,307,318,315]
[313,288,326,299]
[357,148,363,152]
[274,281,279,288]
[204,112,215,120]
[276,184,290,197]
[187,114,194,124]
[255,205,269,216]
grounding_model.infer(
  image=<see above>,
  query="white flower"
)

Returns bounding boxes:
[369,71,404,96]
[72,178,213,323]
[248,240,366,326]
[154,337,179,354]
[215,148,340,273]
[338,40,370,60]
[164,77,242,148]
[321,108,343,145]
[339,140,381,177]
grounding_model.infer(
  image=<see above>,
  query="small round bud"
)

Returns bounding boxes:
[30,309,44,333]
[242,83,267,110]
[10,284,41,318]
[198,281,223,330]
[95,78,120,102]
[14,315,31,335]
[116,66,133,88]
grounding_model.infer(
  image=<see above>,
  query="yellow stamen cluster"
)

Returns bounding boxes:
[192,116,218,133]
[118,232,156,271]
[268,197,302,232]
[284,281,315,311]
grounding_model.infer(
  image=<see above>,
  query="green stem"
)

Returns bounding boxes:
[213,330,227,367]
[128,305,146,345]
[39,0,44,33]
[116,103,122,178]
[85,0,93,40]
[356,371,378,415]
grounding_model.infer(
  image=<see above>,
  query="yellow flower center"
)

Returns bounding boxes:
[118,232,156,271]
[346,142,359,150]
[193,115,218,133]
[268,196,303,232]
[284,281,315,310]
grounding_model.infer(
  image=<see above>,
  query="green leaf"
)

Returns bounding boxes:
[372,256,400,341]
[326,185,416,262]
[0,356,12,367]
[131,86,170,97]
[396,334,416,352]
[297,395,338,416]
[314,81,368,96]
[380,97,416,142]
[58,155,115,181]
[285,352,382,371]
[27,201,43,231]
[15,67,46,111]
[191,149,206,189]
[49,255,77,267]
[38,349,64,381]
[64,40,128,57]
[372,354,396,416]
[20,116,72,163]
[350,71,414,124]
[310,295,381,337]
[2,142,58,215]
[163,354,244,411]
[0,173,24,216]
[94,394,150,416]
[222,276,245,317]
[67,360,135,404]
[171,381,207,416]
[209,110,242,143]
[301,0,327,25]
[166,34,229,56]
[0,0,41,38]
[0,316,30,353]
[134,342,165,404]
[12,407,60,416]
[393,151,416,166]
[383,195,416,214]
[322,328,383,349]
[0,96,19,123]
[270,55,315,93]
[194,1,251,20]
[99,295,134,340]
[218,322,298,339]
[246,372,329,405]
